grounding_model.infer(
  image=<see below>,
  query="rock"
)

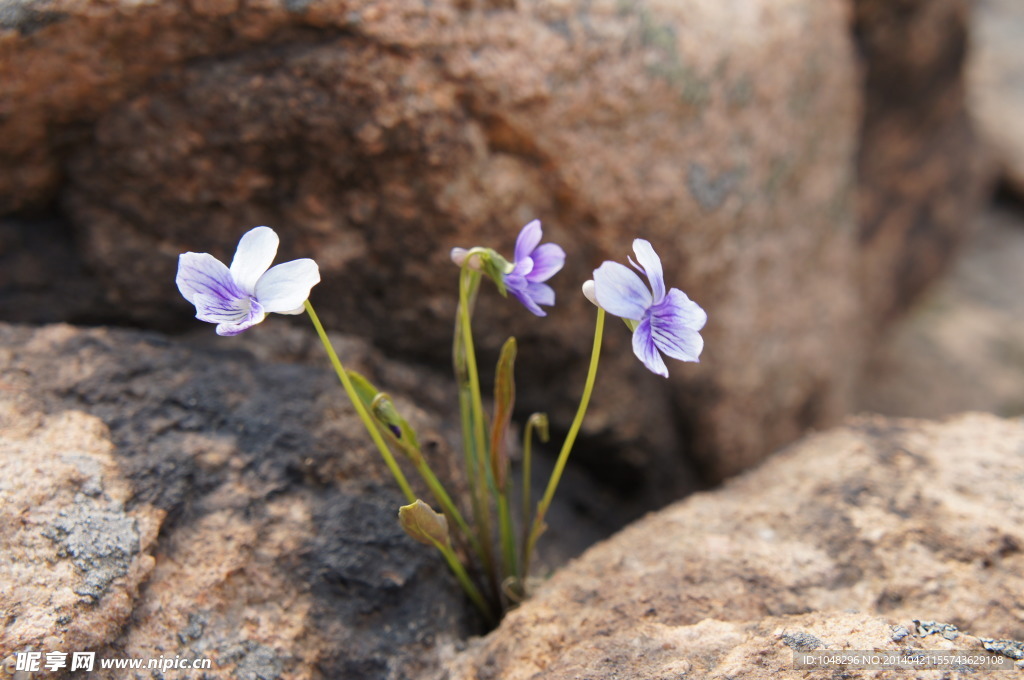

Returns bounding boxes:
[853,0,991,322]
[858,205,1024,418]
[450,413,1024,679]
[0,322,479,678]
[0,408,161,667]
[969,0,1024,196]
[1,0,863,497]
[0,0,989,496]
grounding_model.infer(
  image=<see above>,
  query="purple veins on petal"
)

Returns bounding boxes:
[590,239,706,377]
[504,220,565,316]
[175,227,320,335]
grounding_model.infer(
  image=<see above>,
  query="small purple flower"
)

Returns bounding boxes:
[176,226,320,336]
[503,220,565,317]
[590,239,706,377]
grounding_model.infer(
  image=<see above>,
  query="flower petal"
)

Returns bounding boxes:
[514,220,543,263]
[510,285,548,317]
[216,312,266,336]
[525,281,555,308]
[230,227,279,295]
[525,243,565,282]
[631,239,665,303]
[192,290,258,325]
[632,318,668,377]
[253,258,320,313]
[176,252,244,306]
[593,261,652,320]
[649,289,706,362]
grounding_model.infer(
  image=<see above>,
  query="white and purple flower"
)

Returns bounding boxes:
[176,226,320,336]
[503,220,565,317]
[451,220,565,317]
[587,239,705,377]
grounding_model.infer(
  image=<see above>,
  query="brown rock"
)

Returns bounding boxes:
[451,413,1024,679]
[858,205,1024,418]
[853,0,992,322]
[0,0,989,497]
[969,0,1024,196]
[57,0,861,492]
[0,322,479,678]
[0,407,161,667]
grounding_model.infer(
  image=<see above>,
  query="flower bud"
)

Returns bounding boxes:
[398,500,451,547]
[581,280,598,306]
[450,247,482,271]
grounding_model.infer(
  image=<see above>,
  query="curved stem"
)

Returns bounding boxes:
[305,300,415,502]
[523,307,605,576]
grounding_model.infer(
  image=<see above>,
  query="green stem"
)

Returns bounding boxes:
[455,267,499,603]
[458,268,490,489]
[305,300,415,503]
[497,492,517,584]
[519,413,546,579]
[430,537,496,625]
[523,308,605,577]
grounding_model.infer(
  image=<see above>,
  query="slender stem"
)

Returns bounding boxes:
[458,269,490,485]
[304,300,415,503]
[497,492,517,583]
[455,268,499,603]
[519,414,545,579]
[523,308,605,576]
[430,537,496,625]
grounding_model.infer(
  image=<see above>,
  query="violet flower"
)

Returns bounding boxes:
[503,220,565,317]
[588,239,705,377]
[176,226,320,336]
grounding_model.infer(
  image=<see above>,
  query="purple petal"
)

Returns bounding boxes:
[514,220,543,263]
[176,252,244,307]
[525,243,565,283]
[192,293,265,338]
[216,315,265,336]
[649,289,706,362]
[525,281,555,307]
[593,261,652,320]
[510,289,544,316]
[632,318,668,377]
[254,259,321,314]
[631,239,665,303]
[230,227,279,295]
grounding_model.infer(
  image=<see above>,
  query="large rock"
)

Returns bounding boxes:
[853,0,990,323]
[859,205,1024,418]
[0,407,161,666]
[969,0,1024,196]
[2,0,864,496]
[0,323,478,679]
[450,413,1024,679]
[0,0,988,495]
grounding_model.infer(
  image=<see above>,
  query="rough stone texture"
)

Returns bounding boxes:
[450,413,1024,679]
[0,322,480,679]
[0,0,865,495]
[969,0,1024,196]
[859,204,1024,418]
[0,408,161,665]
[853,0,991,323]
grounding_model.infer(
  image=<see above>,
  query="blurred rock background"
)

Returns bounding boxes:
[1,0,1023,677]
